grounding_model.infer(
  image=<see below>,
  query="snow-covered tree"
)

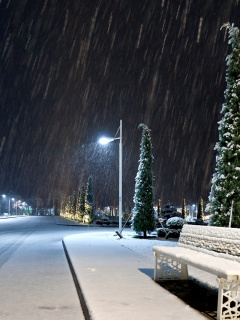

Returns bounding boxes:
[132,124,155,238]
[79,185,86,216]
[197,198,204,221]
[65,195,71,216]
[86,176,94,217]
[162,202,181,219]
[83,202,93,224]
[208,24,240,227]
[71,191,77,219]
[76,190,82,221]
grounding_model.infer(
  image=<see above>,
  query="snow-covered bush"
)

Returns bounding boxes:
[166,217,185,229]
[157,227,181,238]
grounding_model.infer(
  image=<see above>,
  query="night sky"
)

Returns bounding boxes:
[0,0,240,208]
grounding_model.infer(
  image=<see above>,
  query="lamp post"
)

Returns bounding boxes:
[10,198,15,216]
[1,195,9,215]
[1,195,5,215]
[99,120,123,233]
[2,195,15,216]
[192,204,197,219]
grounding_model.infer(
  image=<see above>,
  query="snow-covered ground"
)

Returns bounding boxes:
[64,230,209,320]
[107,230,177,260]
[107,229,219,292]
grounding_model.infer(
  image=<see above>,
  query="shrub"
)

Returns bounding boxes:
[166,217,185,229]
[157,227,181,239]
[157,228,168,237]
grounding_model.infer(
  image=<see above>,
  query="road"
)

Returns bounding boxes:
[0,215,104,320]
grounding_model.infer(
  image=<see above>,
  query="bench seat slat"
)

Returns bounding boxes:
[152,246,240,280]
[180,232,240,246]
[180,225,240,240]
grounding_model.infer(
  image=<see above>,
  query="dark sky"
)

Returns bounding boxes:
[0,0,239,208]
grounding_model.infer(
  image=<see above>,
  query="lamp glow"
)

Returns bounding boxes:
[99,137,114,145]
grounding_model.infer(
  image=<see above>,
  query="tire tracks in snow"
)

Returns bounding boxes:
[0,230,36,269]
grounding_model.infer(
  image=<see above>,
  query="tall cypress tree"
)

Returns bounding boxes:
[86,176,94,217]
[71,191,77,219]
[65,195,72,217]
[132,124,155,238]
[197,198,204,221]
[182,199,187,220]
[76,190,82,221]
[79,185,86,217]
[208,24,240,227]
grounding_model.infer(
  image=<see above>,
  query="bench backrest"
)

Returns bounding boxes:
[179,224,240,257]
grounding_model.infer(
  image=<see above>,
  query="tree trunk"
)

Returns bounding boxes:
[143,230,147,238]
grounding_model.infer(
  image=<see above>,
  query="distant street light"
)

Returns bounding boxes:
[2,195,15,216]
[99,120,123,233]
[10,198,15,216]
[192,204,197,219]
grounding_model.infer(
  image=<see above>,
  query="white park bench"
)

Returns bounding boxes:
[152,224,240,320]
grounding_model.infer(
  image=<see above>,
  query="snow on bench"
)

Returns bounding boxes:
[152,224,240,320]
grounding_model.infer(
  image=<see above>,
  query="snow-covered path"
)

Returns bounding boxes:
[63,230,215,320]
[108,230,218,292]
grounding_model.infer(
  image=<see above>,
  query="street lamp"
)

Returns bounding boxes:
[2,195,9,215]
[2,195,15,216]
[192,204,197,219]
[99,120,123,234]
[10,198,15,216]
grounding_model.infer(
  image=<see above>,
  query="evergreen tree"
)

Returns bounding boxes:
[71,191,77,219]
[76,190,82,221]
[132,124,155,238]
[208,24,240,227]
[161,201,180,218]
[65,196,71,216]
[182,199,187,220]
[197,198,204,221]
[84,201,93,224]
[86,176,94,217]
[79,185,86,216]
[60,201,65,217]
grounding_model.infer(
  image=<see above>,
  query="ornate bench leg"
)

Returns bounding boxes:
[180,263,188,280]
[154,252,158,281]
[217,278,240,320]
[153,252,188,280]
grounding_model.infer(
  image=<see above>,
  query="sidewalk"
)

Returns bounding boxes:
[63,231,214,320]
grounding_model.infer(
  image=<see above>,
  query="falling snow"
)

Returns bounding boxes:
[0,1,239,208]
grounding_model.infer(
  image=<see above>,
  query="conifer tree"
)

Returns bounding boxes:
[86,176,94,217]
[182,199,187,220]
[132,124,155,238]
[60,201,65,217]
[208,24,240,227]
[79,185,86,217]
[84,201,93,224]
[71,191,77,220]
[65,196,71,217]
[76,190,82,221]
[197,198,204,221]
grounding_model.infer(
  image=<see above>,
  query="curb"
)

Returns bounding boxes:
[62,240,92,320]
